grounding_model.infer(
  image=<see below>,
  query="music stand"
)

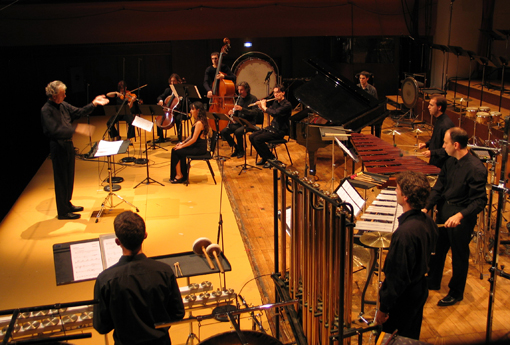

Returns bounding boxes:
[145,104,167,151]
[132,116,164,188]
[431,44,450,91]
[448,45,465,109]
[234,116,261,174]
[93,139,140,223]
[206,112,231,159]
[493,56,509,112]
[103,103,127,185]
[464,50,479,107]
[474,55,495,107]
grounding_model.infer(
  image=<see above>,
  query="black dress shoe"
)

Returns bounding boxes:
[154,138,165,143]
[236,151,245,158]
[263,162,272,169]
[170,177,186,184]
[70,205,84,212]
[58,213,81,220]
[437,295,463,306]
[230,150,239,157]
[256,159,267,166]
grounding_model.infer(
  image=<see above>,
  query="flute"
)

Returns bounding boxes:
[248,97,276,107]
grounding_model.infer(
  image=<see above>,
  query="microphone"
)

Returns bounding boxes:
[265,71,273,82]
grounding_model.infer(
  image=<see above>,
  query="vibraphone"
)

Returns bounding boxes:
[350,133,441,175]
[355,188,403,233]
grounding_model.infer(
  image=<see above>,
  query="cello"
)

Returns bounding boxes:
[208,38,235,132]
[156,94,179,129]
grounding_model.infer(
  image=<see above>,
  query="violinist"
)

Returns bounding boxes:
[203,52,236,99]
[220,81,261,158]
[249,84,292,169]
[107,80,139,140]
[156,73,189,143]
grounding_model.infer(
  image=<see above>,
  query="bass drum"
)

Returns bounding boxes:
[198,330,283,345]
[232,52,279,100]
[401,77,419,109]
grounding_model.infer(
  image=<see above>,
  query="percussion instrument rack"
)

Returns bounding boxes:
[267,160,380,345]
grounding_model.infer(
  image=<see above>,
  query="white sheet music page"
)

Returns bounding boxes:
[336,180,365,217]
[132,116,153,132]
[99,233,123,268]
[70,241,103,281]
[94,140,123,157]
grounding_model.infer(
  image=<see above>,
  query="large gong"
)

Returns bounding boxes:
[198,330,284,345]
[401,77,419,109]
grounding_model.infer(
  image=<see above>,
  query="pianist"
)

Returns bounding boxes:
[357,71,382,137]
[250,84,292,168]
[375,171,438,340]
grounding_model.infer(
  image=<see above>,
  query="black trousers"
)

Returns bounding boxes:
[381,277,428,340]
[220,123,245,152]
[50,140,75,216]
[428,201,476,298]
[249,128,283,160]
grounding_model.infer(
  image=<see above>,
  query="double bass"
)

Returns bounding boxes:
[208,38,236,132]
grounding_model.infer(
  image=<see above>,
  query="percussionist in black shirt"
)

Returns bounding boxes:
[376,171,438,339]
[249,84,292,169]
[220,81,261,158]
[203,51,236,99]
[418,95,454,168]
[422,127,487,307]
[94,211,185,345]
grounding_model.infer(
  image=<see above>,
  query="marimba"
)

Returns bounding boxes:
[351,133,441,175]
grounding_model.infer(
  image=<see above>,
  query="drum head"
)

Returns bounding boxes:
[401,77,419,109]
[198,330,284,345]
[232,52,279,100]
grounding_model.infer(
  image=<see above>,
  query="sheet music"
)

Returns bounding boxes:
[70,241,103,281]
[99,233,123,268]
[336,180,365,217]
[132,115,153,132]
[94,140,124,157]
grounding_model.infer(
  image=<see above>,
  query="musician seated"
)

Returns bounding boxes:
[221,81,262,158]
[156,73,189,143]
[107,80,139,141]
[249,84,292,168]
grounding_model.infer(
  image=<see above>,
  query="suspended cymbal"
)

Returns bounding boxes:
[452,97,472,102]
[360,231,392,249]
[383,128,412,135]
[353,244,371,268]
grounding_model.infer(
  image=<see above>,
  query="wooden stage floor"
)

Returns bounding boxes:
[1,111,510,344]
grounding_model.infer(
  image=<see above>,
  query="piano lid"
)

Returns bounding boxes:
[294,58,384,128]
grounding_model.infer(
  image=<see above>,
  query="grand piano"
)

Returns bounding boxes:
[291,58,387,175]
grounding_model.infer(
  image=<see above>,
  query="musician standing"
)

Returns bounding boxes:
[376,171,438,339]
[357,71,382,137]
[422,127,487,306]
[250,85,292,168]
[220,81,261,158]
[418,95,454,168]
[93,211,185,344]
[41,80,108,220]
[203,52,236,99]
[156,74,188,142]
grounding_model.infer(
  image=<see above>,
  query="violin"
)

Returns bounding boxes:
[107,84,147,108]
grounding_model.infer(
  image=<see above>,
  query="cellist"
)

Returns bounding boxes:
[156,73,189,142]
[203,52,236,99]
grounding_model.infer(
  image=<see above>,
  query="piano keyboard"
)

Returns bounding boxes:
[355,188,403,233]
